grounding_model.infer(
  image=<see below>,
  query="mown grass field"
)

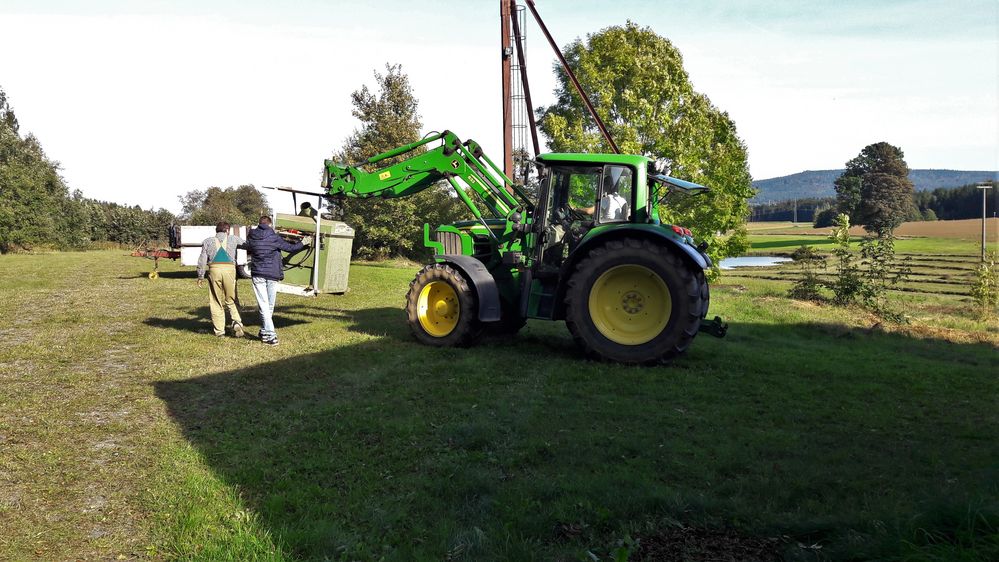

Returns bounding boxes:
[1,250,997,561]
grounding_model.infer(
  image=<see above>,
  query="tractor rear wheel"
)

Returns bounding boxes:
[565,238,706,364]
[406,263,482,347]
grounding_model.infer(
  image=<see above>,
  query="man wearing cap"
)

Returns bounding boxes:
[196,221,245,338]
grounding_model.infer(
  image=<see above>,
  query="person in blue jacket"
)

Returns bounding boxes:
[241,215,310,346]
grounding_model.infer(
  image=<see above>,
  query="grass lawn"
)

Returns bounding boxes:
[746,234,982,256]
[1,251,997,561]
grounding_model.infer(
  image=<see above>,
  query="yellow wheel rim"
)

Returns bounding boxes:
[588,264,671,345]
[148,271,159,279]
[417,280,460,337]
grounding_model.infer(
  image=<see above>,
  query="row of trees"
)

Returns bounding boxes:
[1,86,182,252]
[1,88,84,252]
[913,182,997,220]
[1,85,280,253]
[751,178,995,228]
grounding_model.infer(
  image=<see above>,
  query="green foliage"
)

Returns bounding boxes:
[333,64,468,260]
[859,231,911,321]
[829,214,863,304]
[79,198,176,246]
[813,207,838,228]
[913,180,997,220]
[179,184,268,226]
[536,22,754,264]
[0,86,174,251]
[751,196,834,222]
[0,89,72,252]
[835,142,915,233]
[823,213,912,320]
[834,175,863,218]
[858,173,916,233]
[971,252,998,318]
[787,244,825,301]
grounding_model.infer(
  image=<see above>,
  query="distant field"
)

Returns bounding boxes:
[738,219,997,298]
[747,218,999,240]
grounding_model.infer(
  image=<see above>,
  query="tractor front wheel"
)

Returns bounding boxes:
[405,263,482,347]
[565,238,706,364]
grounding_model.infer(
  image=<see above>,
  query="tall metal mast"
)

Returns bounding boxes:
[500,0,514,178]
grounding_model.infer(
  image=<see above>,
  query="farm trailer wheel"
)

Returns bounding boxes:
[405,263,483,347]
[565,238,708,364]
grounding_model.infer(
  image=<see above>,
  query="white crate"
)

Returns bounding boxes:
[178,225,247,246]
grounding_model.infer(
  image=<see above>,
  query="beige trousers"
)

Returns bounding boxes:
[207,263,242,336]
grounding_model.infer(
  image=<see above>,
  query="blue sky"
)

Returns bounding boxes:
[1,0,996,211]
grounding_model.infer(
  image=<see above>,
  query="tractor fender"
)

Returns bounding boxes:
[569,227,710,273]
[552,228,710,320]
[438,254,502,322]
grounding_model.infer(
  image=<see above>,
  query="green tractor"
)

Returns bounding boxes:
[323,130,726,364]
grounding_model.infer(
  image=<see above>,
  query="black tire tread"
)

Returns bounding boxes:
[405,263,482,347]
[564,237,707,364]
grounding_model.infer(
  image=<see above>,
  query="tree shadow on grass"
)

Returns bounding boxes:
[143,305,310,335]
[153,319,999,561]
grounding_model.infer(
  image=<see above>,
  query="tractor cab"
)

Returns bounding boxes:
[533,153,654,270]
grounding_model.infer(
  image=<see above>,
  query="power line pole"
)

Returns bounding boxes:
[500,0,513,178]
[977,182,992,261]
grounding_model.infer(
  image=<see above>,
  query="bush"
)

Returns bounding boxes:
[788,245,825,301]
[858,230,911,321]
[829,214,863,304]
[971,252,998,319]
[813,208,838,228]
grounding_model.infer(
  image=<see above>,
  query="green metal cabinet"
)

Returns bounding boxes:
[274,213,354,294]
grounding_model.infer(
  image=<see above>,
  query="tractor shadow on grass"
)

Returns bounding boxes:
[152,319,999,560]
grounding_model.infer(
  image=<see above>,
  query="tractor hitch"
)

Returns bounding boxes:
[698,316,728,338]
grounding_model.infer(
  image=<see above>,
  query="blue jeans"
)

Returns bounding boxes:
[251,277,278,339]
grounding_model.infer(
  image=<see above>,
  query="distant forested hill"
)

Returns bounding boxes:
[751,169,997,203]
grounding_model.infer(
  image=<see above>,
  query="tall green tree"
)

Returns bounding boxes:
[332,64,468,260]
[0,86,85,252]
[834,142,915,233]
[179,184,269,226]
[536,22,754,261]
[1,86,176,251]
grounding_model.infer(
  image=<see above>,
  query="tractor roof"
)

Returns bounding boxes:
[537,153,651,167]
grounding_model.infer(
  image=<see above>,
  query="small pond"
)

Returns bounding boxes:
[718,256,793,270]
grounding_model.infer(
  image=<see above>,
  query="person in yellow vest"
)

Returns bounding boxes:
[196,221,246,337]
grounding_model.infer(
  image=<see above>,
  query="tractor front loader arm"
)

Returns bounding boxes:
[323,131,533,228]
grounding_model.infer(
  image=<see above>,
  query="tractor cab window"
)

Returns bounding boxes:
[598,165,633,223]
[550,166,601,220]
[538,165,603,267]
